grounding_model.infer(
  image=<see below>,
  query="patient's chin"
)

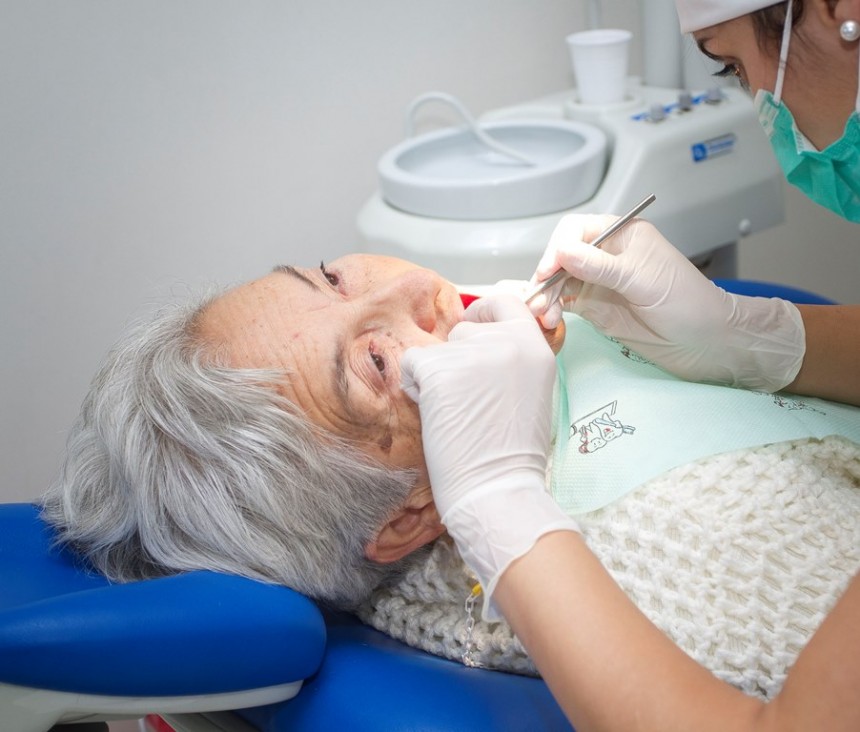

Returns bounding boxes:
[542,318,566,354]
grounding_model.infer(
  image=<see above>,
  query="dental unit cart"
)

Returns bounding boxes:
[357,83,785,286]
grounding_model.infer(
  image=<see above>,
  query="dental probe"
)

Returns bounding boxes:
[523,193,657,306]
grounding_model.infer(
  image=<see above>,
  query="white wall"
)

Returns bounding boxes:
[0,0,585,501]
[1,1,856,503]
[740,185,860,301]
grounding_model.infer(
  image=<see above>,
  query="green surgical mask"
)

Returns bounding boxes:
[753,0,860,222]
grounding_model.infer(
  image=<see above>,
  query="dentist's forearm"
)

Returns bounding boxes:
[493,531,766,732]
[496,531,860,731]
[786,305,860,406]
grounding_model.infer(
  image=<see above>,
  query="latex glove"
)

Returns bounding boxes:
[530,214,805,392]
[401,294,579,620]
[491,279,566,353]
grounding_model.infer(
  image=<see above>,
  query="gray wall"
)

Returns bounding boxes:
[2,1,857,503]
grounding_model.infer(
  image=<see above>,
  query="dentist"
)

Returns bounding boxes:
[401,2,860,729]
[531,0,860,408]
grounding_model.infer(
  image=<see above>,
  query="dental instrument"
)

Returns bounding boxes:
[523,193,657,306]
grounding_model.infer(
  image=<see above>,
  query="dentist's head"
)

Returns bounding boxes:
[675,0,860,221]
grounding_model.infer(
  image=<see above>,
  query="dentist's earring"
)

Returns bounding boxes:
[840,19,860,42]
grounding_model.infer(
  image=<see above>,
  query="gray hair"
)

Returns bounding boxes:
[41,291,422,609]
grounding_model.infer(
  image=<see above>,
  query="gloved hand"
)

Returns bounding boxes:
[530,214,806,392]
[489,279,567,353]
[401,295,579,620]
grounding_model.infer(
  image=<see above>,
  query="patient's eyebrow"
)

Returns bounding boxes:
[272,264,319,291]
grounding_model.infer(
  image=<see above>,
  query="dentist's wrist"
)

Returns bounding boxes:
[442,480,579,622]
[722,295,806,392]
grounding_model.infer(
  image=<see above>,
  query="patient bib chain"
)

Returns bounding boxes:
[462,583,484,668]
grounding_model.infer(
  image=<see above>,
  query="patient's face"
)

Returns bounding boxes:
[199,254,464,481]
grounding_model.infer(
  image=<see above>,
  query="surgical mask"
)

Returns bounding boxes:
[753,0,860,222]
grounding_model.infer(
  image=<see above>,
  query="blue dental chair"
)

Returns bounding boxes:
[0,502,326,732]
[0,503,569,732]
[0,281,834,732]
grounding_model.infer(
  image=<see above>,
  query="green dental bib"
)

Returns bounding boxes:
[551,314,860,515]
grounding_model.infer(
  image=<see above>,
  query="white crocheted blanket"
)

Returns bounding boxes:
[356,437,860,699]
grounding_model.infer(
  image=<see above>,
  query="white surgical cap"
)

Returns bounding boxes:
[675,0,782,33]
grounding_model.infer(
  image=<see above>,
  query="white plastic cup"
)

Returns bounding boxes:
[566,28,632,105]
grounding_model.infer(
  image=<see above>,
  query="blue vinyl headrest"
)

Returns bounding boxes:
[0,503,326,697]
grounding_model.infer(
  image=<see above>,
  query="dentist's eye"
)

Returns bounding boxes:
[320,261,339,287]
[713,63,740,79]
[712,63,748,91]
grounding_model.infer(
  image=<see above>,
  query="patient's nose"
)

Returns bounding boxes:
[372,268,441,333]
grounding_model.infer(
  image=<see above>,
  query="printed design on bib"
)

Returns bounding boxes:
[761,392,826,415]
[572,400,636,454]
[609,337,654,366]
[611,338,654,365]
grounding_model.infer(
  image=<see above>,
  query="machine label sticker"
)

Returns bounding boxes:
[691,133,737,163]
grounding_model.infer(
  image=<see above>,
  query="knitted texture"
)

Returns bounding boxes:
[356,436,860,699]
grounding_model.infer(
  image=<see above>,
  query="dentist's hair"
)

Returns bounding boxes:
[41,292,420,609]
[752,1,805,49]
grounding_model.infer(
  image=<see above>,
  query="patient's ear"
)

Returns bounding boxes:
[364,485,444,564]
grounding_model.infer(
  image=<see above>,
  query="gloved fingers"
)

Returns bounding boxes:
[401,312,541,396]
[571,282,643,333]
[559,276,583,306]
[399,346,425,403]
[535,213,620,279]
[551,239,633,293]
[485,280,570,347]
[540,314,567,353]
[462,293,534,324]
[491,279,530,299]
[534,277,582,328]
[449,316,544,345]
[400,343,452,403]
[537,301,563,330]
[527,274,568,328]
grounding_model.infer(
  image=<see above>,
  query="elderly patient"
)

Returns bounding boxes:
[43,253,860,699]
[43,255,458,607]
